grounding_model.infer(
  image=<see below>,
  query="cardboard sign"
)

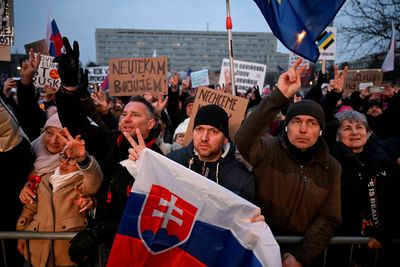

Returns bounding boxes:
[190,69,209,88]
[0,45,10,61]
[183,86,248,146]
[317,27,337,61]
[86,66,109,84]
[0,26,13,46]
[218,59,267,94]
[24,39,49,55]
[32,54,61,89]
[108,56,168,96]
[341,69,383,94]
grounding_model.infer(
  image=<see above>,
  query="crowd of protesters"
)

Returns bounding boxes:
[0,36,399,267]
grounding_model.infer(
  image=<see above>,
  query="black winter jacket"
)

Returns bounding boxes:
[167,140,255,203]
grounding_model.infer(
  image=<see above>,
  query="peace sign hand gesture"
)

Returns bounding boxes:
[276,57,307,98]
[56,127,87,163]
[328,65,349,93]
[123,129,146,161]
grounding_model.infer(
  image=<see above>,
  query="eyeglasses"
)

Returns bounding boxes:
[59,147,76,166]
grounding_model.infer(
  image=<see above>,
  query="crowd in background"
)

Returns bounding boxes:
[1,37,399,267]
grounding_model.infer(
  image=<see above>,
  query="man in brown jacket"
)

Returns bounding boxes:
[235,59,347,267]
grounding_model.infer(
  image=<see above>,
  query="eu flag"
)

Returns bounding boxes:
[253,0,346,62]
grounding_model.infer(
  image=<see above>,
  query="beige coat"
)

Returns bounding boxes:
[16,156,103,267]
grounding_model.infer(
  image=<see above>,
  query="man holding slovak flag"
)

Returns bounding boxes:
[106,148,281,267]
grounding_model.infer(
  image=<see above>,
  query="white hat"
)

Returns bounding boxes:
[173,118,189,140]
[44,113,62,129]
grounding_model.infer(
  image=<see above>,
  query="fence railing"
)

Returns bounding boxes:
[1,232,398,267]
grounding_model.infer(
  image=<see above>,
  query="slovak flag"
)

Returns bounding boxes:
[107,149,281,267]
[46,12,63,57]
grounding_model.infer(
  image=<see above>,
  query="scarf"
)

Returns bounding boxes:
[31,134,60,175]
[49,167,81,193]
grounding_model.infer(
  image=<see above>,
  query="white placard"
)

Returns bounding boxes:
[317,27,337,61]
[86,66,109,84]
[289,52,310,70]
[32,54,61,89]
[218,59,267,94]
[190,69,209,88]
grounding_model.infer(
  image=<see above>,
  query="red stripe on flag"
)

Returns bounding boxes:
[107,234,207,267]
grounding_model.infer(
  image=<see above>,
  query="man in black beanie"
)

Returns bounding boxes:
[236,58,348,267]
[167,104,255,203]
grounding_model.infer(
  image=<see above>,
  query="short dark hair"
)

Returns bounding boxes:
[129,96,156,119]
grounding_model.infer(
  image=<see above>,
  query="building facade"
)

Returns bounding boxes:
[96,28,288,75]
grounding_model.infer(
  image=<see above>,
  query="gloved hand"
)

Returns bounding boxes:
[53,37,80,87]
[77,68,90,99]
[68,227,98,263]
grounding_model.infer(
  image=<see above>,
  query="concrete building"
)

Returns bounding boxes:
[95,28,288,76]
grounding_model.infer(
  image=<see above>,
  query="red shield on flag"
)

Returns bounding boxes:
[139,184,198,254]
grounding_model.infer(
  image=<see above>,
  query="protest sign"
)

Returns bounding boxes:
[183,86,248,146]
[190,69,209,88]
[108,56,168,96]
[218,59,267,94]
[289,52,310,70]
[0,26,13,46]
[341,69,383,94]
[86,66,109,84]
[24,39,49,55]
[0,45,10,61]
[32,54,61,89]
[317,27,337,61]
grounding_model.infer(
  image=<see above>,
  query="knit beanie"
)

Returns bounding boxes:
[193,104,229,137]
[285,100,325,132]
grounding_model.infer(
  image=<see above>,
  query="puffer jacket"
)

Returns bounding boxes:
[167,140,255,203]
[16,156,103,267]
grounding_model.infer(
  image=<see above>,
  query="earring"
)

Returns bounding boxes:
[319,130,322,136]
[285,126,288,132]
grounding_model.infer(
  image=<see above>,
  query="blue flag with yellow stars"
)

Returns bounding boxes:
[253,0,346,62]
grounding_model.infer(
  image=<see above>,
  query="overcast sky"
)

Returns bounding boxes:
[14,0,351,66]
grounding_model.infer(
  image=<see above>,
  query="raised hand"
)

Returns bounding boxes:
[329,65,349,93]
[276,57,306,98]
[53,37,80,87]
[3,78,17,97]
[20,48,41,85]
[123,129,146,161]
[152,96,168,116]
[90,84,109,114]
[56,127,87,163]
[77,68,90,98]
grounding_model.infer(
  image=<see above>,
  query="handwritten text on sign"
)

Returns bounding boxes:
[183,86,248,146]
[108,56,168,96]
[341,69,383,94]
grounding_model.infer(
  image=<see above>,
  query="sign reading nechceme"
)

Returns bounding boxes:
[86,66,109,84]
[108,56,168,96]
[32,54,61,89]
[218,59,267,94]
[341,69,383,94]
[183,86,248,146]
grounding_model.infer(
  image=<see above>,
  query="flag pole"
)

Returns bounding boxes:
[226,0,236,95]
